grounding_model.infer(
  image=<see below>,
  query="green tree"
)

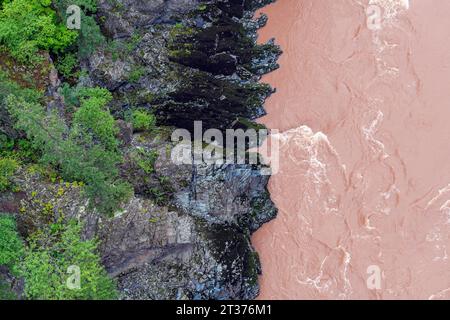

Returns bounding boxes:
[0,0,77,62]
[56,53,78,78]
[0,214,24,274]
[131,109,156,132]
[53,0,105,58]
[23,220,117,300]
[72,87,118,151]
[0,157,18,192]
[0,70,42,146]
[6,88,132,215]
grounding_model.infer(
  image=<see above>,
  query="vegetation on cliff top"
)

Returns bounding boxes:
[0,214,116,300]
[7,87,132,215]
[0,215,24,274]
[0,0,77,62]
[53,0,105,64]
[23,219,117,300]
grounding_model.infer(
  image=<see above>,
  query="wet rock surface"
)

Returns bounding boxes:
[89,0,281,133]
[92,0,280,300]
[1,0,279,300]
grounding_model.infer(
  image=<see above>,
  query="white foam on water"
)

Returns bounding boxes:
[369,0,410,19]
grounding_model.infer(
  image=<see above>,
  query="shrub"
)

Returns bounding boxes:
[131,109,156,132]
[128,66,145,83]
[0,69,41,105]
[0,0,77,62]
[0,214,24,274]
[59,82,80,108]
[56,53,78,78]
[72,87,118,151]
[0,134,14,155]
[0,157,18,192]
[0,278,16,300]
[23,220,117,300]
[131,148,158,174]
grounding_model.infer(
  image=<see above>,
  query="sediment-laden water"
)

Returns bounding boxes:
[253,0,450,299]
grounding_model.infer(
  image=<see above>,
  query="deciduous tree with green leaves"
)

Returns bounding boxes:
[23,220,117,300]
[0,0,77,62]
[0,214,24,274]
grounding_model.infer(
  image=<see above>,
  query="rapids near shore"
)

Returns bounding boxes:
[253,0,450,299]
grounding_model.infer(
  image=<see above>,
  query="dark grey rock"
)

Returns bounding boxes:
[116,119,134,146]
[97,0,199,38]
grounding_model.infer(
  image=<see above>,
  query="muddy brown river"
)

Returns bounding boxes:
[252,0,450,299]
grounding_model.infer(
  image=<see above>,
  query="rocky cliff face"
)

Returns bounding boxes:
[6,132,275,299]
[1,0,280,299]
[88,0,280,132]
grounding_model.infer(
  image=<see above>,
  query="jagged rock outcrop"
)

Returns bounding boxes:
[97,0,200,39]
[88,0,281,132]
[4,129,275,299]
[174,163,275,232]
[1,0,280,300]
[88,0,280,299]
